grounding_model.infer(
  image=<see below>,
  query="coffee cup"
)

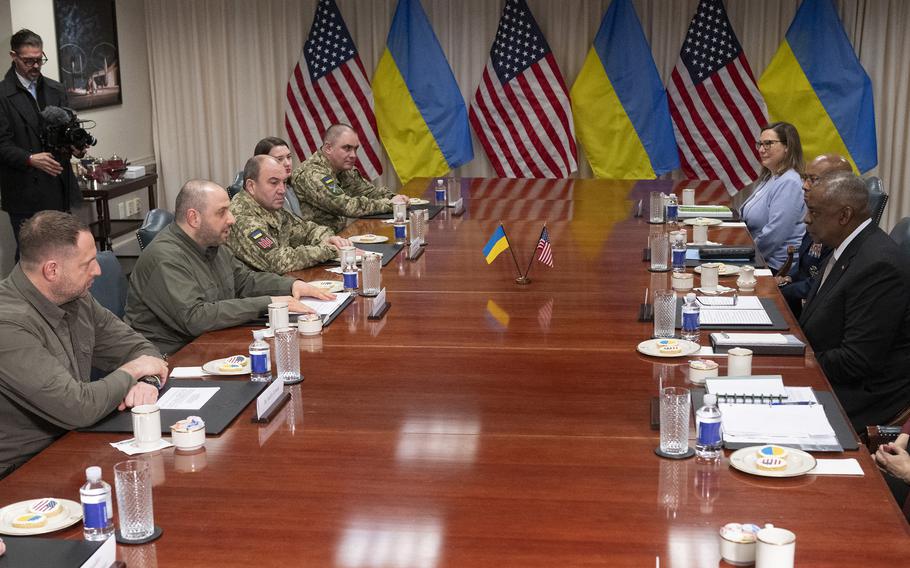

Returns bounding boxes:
[131,404,161,448]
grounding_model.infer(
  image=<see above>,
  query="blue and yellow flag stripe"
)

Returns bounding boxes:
[759,0,876,173]
[482,225,510,264]
[373,0,473,184]
[570,0,679,179]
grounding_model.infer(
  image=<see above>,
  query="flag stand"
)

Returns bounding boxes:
[515,275,531,285]
[499,223,529,285]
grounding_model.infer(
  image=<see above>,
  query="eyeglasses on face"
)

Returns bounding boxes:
[16,53,48,67]
[755,140,782,150]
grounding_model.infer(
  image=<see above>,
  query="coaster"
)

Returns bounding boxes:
[116,525,163,545]
[282,376,304,386]
[647,267,670,273]
[654,447,696,460]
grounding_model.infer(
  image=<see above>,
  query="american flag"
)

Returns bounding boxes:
[284,0,383,180]
[469,0,577,178]
[536,226,553,267]
[667,0,768,193]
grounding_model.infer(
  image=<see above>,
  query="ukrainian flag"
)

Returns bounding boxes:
[758,0,876,173]
[570,0,679,179]
[482,225,509,264]
[373,0,473,184]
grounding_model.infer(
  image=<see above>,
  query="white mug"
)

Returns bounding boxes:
[682,188,695,206]
[756,525,796,568]
[700,263,720,292]
[131,404,161,448]
[693,224,709,245]
[727,347,753,377]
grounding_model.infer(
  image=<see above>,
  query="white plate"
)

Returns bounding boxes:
[408,198,429,205]
[201,356,250,376]
[694,263,740,276]
[349,234,389,244]
[729,446,817,478]
[683,217,723,226]
[307,280,344,293]
[636,339,701,358]
[0,498,82,536]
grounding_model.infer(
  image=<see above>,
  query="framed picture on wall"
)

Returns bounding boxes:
[53,0,122,110]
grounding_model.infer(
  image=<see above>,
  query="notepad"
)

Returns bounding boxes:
[719,403,839,449]
[697,295,772,325]
[706,376,788,402]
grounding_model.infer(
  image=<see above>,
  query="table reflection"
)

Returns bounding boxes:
[335,516,443,568]
[396,415,481,465]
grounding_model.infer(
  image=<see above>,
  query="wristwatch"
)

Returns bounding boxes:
[138,375,163,390]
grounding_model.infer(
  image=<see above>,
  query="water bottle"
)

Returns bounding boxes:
[249,329,271,382]
[671,232,687,272]
[681,292,700,342]
[695,394,723,459]
[666,193,679,223]
[434,178,446,202]
[80,466,114,541]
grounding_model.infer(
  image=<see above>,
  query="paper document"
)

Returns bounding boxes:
[698,296,763,309]
[811,459,864,476]
[169,366,213,378]
[719,403,838,448]
[720,221,747,227]
[706,376,787,399]
[156,387,220,410]
[712,333,789,345]
[294,292,352,317]
[697,295,771,325]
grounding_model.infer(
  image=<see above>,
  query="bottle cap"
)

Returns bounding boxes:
[253,329,266,340]
[436,179,444,186]
[685,292,696,302]
[704,394,717,405]
[85,466,101,481]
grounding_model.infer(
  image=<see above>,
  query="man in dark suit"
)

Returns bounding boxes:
[0,29,81,248]
[800,172,910,431]
[777,154,852,317]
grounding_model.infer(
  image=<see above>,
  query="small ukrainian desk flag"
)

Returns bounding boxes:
[483,225,510,264]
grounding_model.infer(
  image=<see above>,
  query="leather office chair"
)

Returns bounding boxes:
[227,171,243,200]
[136,208,175,250]
[890,217,910,257]
[865,176,888,227]
[89,250,127,319]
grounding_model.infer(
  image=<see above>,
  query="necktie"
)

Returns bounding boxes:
[27,81,37,100]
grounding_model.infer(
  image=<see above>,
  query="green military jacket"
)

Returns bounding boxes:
[227,190,336,274]
[290,150,395,233]
[0,266,160,475]
[125,223,296,355]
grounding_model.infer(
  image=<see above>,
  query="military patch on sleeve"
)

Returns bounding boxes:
[248,228,275,251]
[321,175,342,196]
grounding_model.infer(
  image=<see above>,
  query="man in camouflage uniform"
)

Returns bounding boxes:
[228,155,352,273]
[290,123,408,233]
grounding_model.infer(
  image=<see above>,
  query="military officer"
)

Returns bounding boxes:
[228,155,353,273]
[290,123,408,233]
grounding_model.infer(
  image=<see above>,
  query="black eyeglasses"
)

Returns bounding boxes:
[755,140,782,150]
[16,53,48,67]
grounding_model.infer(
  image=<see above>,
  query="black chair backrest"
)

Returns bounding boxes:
[227,171,243,200]
[89,250,127,318]
[136,208,175,250]
[889,217,910,257]
[865,176,888,227]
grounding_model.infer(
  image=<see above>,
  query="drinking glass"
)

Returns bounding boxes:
[649,191,665,223]
[659,387,691,456]
[650,233,670,272]
[274,327,301,384]
[114,460,155,541]
[393,202,407,223]
[361,252,382,296]
[653,289,677,338]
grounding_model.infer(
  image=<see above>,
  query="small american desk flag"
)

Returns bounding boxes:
[536,226,553,267]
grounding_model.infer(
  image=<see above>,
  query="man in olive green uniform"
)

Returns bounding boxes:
[290,123,409,232]
[0,211,168,477]
[228,155,353,273]
[126,180,333,355]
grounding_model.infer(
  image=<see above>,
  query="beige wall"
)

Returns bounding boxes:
[0,0,154,274]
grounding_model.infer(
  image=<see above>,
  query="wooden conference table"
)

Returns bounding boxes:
[2,178,908,566]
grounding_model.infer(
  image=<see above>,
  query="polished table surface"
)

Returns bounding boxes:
[2,178,908,566]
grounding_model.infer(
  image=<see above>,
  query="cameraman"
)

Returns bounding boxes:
[0,29,84,253]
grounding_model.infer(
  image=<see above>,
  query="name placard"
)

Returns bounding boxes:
[370,288,387,317]
[256,378,284,420]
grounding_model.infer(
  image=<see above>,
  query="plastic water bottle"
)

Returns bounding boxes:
[671,232,687,272]
[695,394,723,459]
[434,178,446,202]
[249,329,271,382]
[666,193,679,223]
[80,466,114,541]
[681,292,700,342]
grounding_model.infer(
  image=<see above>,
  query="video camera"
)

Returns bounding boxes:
[40,106,97,155]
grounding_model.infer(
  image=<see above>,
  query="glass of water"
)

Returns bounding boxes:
[361,252,382,296]
[274,327,301,384]
[650,232,670,272]
[649,191,665,223]
[659,387,691,456]
[114,460,155,541]
[653,289,677,338]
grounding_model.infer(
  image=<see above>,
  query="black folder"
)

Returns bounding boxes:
[0,537,106,568]
[81,379,268,435]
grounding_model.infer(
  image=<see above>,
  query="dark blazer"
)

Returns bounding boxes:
[781,232,832,317]
[799,223,910,431]
[0,65,79,215]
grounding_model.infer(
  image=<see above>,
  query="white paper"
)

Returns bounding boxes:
[720,221,747,227]
[156,387,220,410]
[80,532,116,568]
[694,285,735,295]
[707,376,787,398]
[110,437,173,455]
[324,266,343,274]
[295,292,352,317]
[810,459,864,476]
[256,377,285,419]
[713,333,789,345]
[169,366,213,378]
[754,269,773,276]
[719,404,837,442]
[698,295,764,309]
[700,310,772,325]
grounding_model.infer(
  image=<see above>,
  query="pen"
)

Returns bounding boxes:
[769,401,817,406]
